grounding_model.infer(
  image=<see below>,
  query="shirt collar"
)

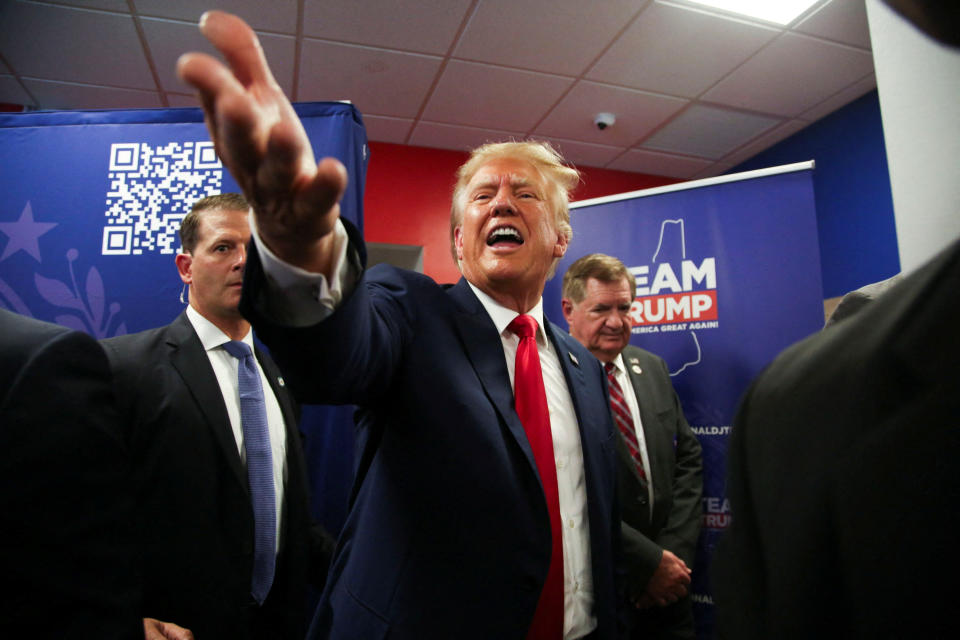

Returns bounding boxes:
[185,305,254,352]
[607,352,627,376]
[466,281,547,346]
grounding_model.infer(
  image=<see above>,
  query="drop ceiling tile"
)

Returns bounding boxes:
[143,18,296,95]
[41,0,128,11]
[0,75,32,107]
[136,0,297,33]
[607,148,714,178]
[534,81,688,147]
[640,103,781,158]
[455,0,646,75]
[794,0,871,49]
[423,60,573,131]
[0,2,154,89]
[23,78,163,110]
[299,40,442,118]
[363,115,415,144]
[531,137,627,169]
[702,32,875,116]
[799,73,875,122]
[692,161,734,179]
[166,92,201,108]
[719,118,811,167]
[303,0,472,55]
[588,1,779,98]
[409,121,524,153]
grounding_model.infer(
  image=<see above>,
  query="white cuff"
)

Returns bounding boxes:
[248,210,357,326]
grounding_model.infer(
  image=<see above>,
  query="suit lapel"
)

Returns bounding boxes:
[447,279,540,475]
[256,345,297,434]
[624,349,658,490]
[166,312,248,491]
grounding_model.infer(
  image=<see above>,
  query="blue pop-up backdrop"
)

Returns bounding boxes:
[0,103,367,538]
[543,162,823,639]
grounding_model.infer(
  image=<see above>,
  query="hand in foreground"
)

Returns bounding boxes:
[144,617,194,640]
[637,549,691,608]
[177,10,347,273]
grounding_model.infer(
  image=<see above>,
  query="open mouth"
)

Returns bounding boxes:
[486,225,523,246]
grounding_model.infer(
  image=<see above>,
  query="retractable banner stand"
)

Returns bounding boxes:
[0,103,367,536]
[543,162,823,638]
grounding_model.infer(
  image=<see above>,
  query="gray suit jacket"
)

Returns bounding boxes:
[714,238,960,638]
[617,345,703,595]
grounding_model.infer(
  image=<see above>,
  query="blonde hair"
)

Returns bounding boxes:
[449,141,580,269]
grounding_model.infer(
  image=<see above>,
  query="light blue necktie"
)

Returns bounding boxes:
[222,340,276,605]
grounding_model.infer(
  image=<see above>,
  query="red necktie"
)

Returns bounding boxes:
[605,361,646,481]
[509,314,564,640]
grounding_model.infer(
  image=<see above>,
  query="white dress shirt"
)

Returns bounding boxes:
[608,353,654,513]
[468,284,597,639]
[185,305,287,551]
[251,218,597,638]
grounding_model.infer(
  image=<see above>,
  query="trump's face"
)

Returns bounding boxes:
[562,276,634,363]
[454,157,567,305]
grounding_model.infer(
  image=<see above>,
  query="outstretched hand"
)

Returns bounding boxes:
[177,10,346,273]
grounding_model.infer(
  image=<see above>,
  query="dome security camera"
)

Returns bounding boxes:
[594,112,616,131]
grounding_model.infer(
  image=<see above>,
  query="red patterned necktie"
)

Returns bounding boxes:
[605,361,646,481]
[508,314,564,640]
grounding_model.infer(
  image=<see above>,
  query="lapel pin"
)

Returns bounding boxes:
[631,365,642,375]
[568,352,580,367]
[278,376,286,387]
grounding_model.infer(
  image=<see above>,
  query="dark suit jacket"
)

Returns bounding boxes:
[617,345,702,638]
[0,309,140,639]
[714,238,960,639]
[240,222,623,640]
[102,311,328,640]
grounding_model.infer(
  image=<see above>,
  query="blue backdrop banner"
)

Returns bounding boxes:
[0,102,367,537]
[543,162,823,639]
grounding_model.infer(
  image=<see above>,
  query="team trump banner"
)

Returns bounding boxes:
[543,162,823,639]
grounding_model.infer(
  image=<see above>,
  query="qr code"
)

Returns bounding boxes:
[102,141,223,255]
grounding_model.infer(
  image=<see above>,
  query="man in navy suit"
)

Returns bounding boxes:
[562,254,702,640]
[178,11,622,639]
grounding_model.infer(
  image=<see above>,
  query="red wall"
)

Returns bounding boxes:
[365,141,679,283]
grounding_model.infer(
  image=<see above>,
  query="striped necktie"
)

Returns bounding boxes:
[605,361,646,481]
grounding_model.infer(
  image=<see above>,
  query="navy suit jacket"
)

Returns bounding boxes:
[102,311,329,640]
[241,224,623,639]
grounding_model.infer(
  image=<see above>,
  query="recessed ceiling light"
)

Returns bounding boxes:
[681,0,820,25]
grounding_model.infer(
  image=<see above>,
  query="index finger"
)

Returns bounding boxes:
[198,10,278,90]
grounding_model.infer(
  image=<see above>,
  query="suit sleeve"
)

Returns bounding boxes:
[712,382,765,639]
[654,356,703,566]
[620,521,664,595]
[240,220,418,407]
[0,329,141,638]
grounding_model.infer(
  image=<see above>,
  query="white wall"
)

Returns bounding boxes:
[866,0,960,272]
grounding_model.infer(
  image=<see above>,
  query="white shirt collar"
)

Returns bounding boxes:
[608,352,627,375]
[466,281,548,346]
[184,305,254,351]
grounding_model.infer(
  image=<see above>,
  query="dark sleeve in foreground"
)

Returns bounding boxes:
[0,319,140,639]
